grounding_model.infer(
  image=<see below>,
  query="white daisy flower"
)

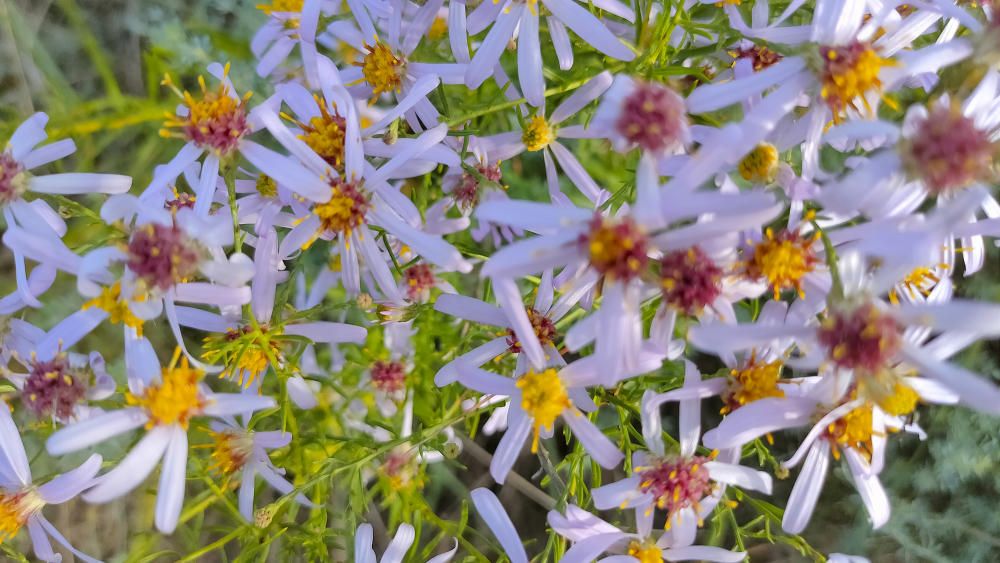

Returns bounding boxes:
[45,348,275,534]
[547,503,745,563]
[0,406,103,563]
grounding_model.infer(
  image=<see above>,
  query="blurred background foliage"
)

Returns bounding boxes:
[1,0,999,561]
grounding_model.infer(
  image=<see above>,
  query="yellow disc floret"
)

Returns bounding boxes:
[0,490,43,543]
[516,368,571,453]
[743,228,819,299]
[522,115,556,152]
[160,65,251,155]
[127,349,204,429]
[818,42,896,120]
[826,403,874,459]
[257,0,304,14]
[355,41,405,103]
[82,281,144,337]
[723,353,785,413]
[738,142,779,184]
[209,430,254,475]
[627,540,664,563]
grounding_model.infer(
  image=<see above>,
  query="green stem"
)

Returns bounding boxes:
[224,163,243,254]
[811,219,845,302]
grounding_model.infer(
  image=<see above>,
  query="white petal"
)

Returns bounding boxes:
[83,425,171,503]
[155,428,188,534]
[781,441,830,534]
[471,488,528,563]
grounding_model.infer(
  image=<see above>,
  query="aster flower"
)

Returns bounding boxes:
[592,362,772,543]
[436,138,520,246]
[147,63,262,209]
[591,75,691,158]
[252,0,328,86]
[0,407,103,563]
[18,193,253,371]
[478,71,614,205]
[463,0,635,106]
[4,349,114,424]
[1,113,131,305]
[206,418,314,521]
[455,360,623,483]
[547,504,745,563]
[354,522,457,563]
[45,348,275,533]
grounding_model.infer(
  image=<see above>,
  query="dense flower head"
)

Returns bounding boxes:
[517,369,571,453]
[315,178,370,237]
[637,455,713,521]
[817,302,902,374]
[902,105,995,194]
[506,308,559,353]
[742,227,820,299]
[126,222,204,292]
[616,81,688,153]
[628,540,664,563]
[0,151,26,207]
[738,143,780,184]
[455,163,502,210]
[209,429,254,474]
[522,115,555,152]
[356,41,405,101]
[403,263,436,301]
[160,67,251,154]
[817,41,894,118]
[370,360,407,394]
[732,44,783,71]
[294,99,347,168]
[0,490,43,543]
[583,215,650,282]
[659,246,723,315]
[722,354,785,414]
[23,355,87,420]
[126,350,205,429]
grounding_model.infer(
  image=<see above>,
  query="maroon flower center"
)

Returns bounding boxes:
[507,308,559,352]
[23,356,87,421]
[905,105,995,194]
[126,223,203,292]
[455,163,502,211]
[660,247,723,315]
[165,192,197,211]
[732,44,783,71]
[817,302,902,373]
[0,151,26,207]
[403,264,436,301]
[583,215,650,282]
[615,82,687,153]
[371,360,406,393]
[638,456,713,517]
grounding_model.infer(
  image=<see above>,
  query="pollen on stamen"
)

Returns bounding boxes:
[353,41,405,103]
[403,264,437,302]
[126,223,204,293]
[722,353,785,414]
[824,402,874,459]
[659,246,724,315]
[160,67,251,155]
[731,44,783,71]
[23,354,87,421]
[627,539,665,563]
[737,142,780,184]
[287,98,348,168]
[0,490,44,543]
[208,430,254,475]
[583,215,650,283]
[516,368,571,453]
[522,115,555,152]
[506,308,559,353]
[902,104,996,194]
[126,348,205,429]
[314,178,371,240]
[817,302,902,374]
[817,41,896,121]
[741,227,820,300]
[615,81,688,153]
[636,456,713,525]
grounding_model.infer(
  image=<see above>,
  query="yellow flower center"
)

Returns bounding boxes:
[0,490,43,543]
[723,354,785,413]
[818,42,896,121]
[888,265,943,304]
[516,369,571,453]
[127,349,204,429]
[738,143,779,183]
[877,381,920,417]
[743,228,819,299]
[202,326,284,388]
[826,403,874,458]
[82,281,144,337]
[522,115,555,152]
[627,541,664,563]
[257,0,304,13]
[256,174,277,198]
[291,98,347,168]
[856,372,921,417]
[356,41,405,102]
[208,430,254,474]
[427,17,448,40]
[314,179,370,238]
[160,65,251,154]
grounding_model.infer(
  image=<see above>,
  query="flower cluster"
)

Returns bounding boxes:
[4,0,1000,560]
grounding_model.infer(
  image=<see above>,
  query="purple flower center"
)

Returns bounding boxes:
[455,163,502,211]
[905,105,995,194]
[583,215,650,282]
[0,151,26,207]
[23,356,87,421]
[817,302,901,373]
[126,223,203,292]
[638,455,713,518]
[659,247,723,315]
[506,308,559,352]
[371,360,407,393]
[404,264,436,301]
[615,82,687,153]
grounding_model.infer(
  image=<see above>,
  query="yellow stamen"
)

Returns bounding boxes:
[516,368,571,453]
